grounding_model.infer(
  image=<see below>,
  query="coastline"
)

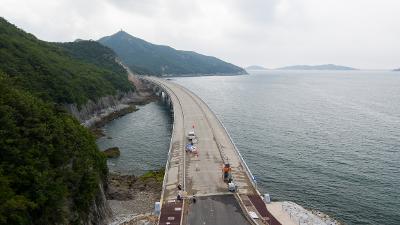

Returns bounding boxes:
[266,201,343,225]
[159,71,248,77]
[97,74,344,225]
[106,172,162,225]
[81,72,162,225]
[85,72,159,135]
[83,93,159,129]
[91,100,162,225]
[90,75,162,224]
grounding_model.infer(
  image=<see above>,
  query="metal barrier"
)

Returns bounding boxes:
[184,88,258,189]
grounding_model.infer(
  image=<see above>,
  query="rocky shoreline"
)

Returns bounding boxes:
[91,101,162,225]
[87,74,158,138]
[84,94,159,130]
[106,172,162,225]
[72,71,158,131]
[280,201,343,225]
[74,72,163,225]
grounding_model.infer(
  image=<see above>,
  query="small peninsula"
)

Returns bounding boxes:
[246,65,268,70]
[277,64,357,70]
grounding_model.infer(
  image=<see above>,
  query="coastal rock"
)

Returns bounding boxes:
[107,174,136,200]
[281,201,343,225]
[106,172,163,224]
[66,90,159,129]
[85,182,112,225]
[92,128,106,138]
[106,173,162,200]
[103,147,121,158]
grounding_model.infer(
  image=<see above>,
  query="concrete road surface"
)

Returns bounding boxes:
[143,77,269,225]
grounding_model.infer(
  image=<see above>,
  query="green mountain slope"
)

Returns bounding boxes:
[98,31,246,76]
[0,18,133,224]
[0,73,108,225]
[0,18,133,106]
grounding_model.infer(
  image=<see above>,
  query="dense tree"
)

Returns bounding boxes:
[0,73,108,225]
[0,17,136,224]
[0,17,133,106]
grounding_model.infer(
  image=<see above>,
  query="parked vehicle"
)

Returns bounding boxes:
[187,130,196,140]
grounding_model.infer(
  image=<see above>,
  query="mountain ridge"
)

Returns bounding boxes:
[98,31,247,76]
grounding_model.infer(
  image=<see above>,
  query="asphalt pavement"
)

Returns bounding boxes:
[186,195,251,225]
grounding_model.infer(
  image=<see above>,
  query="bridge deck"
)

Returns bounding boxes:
[147,77,254,195]
[144,77,275,225]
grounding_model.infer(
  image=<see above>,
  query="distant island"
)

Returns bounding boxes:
[277,64,357,71]
[394,68,400,71]
[98,31,246,76]
[246,65,268,70]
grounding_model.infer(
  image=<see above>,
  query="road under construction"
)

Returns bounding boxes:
[142,76,293,225]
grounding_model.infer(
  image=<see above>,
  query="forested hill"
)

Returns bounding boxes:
[0,73,108,225]
[0,17,133,106]
[57,40,126,75]
[98,31,246,76]
[0,17,132,224]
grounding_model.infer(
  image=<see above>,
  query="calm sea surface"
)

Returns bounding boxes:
[97,101,172,175]
[97,70,400,225]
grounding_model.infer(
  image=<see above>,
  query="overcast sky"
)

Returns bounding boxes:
[1,0,399,69]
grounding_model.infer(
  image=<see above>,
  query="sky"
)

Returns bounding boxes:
[1,0,399,69]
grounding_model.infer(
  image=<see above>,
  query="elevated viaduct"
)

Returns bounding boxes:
[142,77,287,225]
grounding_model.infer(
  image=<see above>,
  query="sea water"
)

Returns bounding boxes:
[98,70,400,225]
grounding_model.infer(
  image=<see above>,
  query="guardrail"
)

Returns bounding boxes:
[146,77,277,225]
[184,88,258,189]
[145,77,186,192]
[141,77,175,207]
[141,78,178,225]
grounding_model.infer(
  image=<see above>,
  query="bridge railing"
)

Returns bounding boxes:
[143,77,186,199]
[184,88,258,190]
[143,78,174,205]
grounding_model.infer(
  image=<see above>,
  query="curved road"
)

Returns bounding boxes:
[143,77,273,225]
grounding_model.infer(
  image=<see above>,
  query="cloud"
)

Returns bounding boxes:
[0,0,399,69]
[105,0,161,15]
[230,0,281,25]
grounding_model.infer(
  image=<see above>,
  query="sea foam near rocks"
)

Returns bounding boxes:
[282,201,342,225]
